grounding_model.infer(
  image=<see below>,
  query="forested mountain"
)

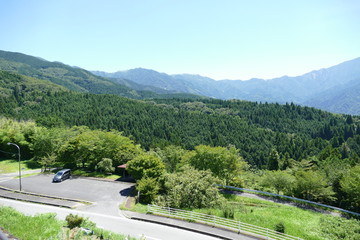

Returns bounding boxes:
[0,50,201,100]
[93,58,360,115]
[304,78,360,115]
[1,68,359,168]
[1,63,360,214]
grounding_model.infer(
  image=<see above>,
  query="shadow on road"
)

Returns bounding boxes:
[120,185,136,197]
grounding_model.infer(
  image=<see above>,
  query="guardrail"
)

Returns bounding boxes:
[217,185,360,217]
[147,204,302,240]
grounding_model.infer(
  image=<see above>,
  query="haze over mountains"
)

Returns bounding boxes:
[0,49,359,115]
[93,57,360,115]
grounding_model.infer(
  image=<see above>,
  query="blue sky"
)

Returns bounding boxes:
[1,0,360,80]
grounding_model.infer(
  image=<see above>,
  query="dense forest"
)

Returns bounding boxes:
[1,69,360,214]
[1,70,359,166]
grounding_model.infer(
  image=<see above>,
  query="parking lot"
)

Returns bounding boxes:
[0,173,135,216]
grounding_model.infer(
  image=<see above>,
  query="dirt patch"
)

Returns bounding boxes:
[125,197,136,209]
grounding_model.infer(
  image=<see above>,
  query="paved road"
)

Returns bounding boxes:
[0,198,221,240]
[0,173,256,239]
[0,174,134,216]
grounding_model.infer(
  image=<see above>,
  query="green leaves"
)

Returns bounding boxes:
[188,145,248,184]
[293,170,336,202]
[160,165,223,209]
[340,165,360,211]
[127,154,165,180]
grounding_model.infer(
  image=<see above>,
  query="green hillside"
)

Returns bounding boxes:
[1,67,360,216]
[1,72,359,167]
[0,50,201,100]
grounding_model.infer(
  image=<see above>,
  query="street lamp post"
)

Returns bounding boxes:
[7,142,22,191]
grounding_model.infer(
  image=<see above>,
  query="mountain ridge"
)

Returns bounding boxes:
[92,57,360,114]
[0,50,202,100]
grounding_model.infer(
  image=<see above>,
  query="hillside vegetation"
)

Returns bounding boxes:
[0,50,201,100]
[1,67,360,215]
[1,55,360,239]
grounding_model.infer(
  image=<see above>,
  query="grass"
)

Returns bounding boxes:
[0,158,41,174]
[120,197,148,214]
[0,206,139,240]
[0,206,62,239]
[14,172,40,178]
[193,194,360,240]
[126,193,360,240]
[71,169,122,180]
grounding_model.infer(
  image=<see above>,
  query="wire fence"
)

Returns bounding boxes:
[147,204,302,240]
[217,185,360,217]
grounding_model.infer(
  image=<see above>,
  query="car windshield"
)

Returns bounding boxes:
[55,172,63,177]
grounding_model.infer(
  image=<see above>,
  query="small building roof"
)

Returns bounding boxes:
[117,164,127,169]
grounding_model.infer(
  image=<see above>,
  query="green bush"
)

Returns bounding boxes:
[65,214,84,229]
[136,177,160,204]
[275,222,285,233]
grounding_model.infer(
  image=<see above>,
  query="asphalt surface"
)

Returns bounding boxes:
[0,173,134,216]
[0,172,260,239]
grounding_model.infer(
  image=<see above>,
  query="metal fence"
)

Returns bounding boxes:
[147,204,302,240]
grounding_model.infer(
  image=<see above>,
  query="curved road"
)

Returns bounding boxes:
[0,173,225,240]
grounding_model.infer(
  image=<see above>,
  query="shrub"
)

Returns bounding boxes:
[96,158,115,173]
[136,177,160,204]
[65,214,83,229]
[275,222,285,233]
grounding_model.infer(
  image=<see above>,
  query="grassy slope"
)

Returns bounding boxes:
[194,194,360,240]
[126,195,360,240]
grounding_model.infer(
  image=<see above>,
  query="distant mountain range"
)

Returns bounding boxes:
[93,58,360,115]
[0,49,359,115]
[0,50,201,100]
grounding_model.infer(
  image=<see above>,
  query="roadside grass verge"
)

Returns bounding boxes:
[120,197,148,214]
[0,206,139,239]
[0,158,41,174]
[71,169,121,180]
[193,194,360,240]
[14,172,40,179]
[127,193,360,240]
[0,206,62,239]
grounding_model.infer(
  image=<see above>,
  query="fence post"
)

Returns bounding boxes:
[168,206,171,216]
[238,221,241,233]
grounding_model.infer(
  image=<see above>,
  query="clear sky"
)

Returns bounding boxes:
[1,0,360,80]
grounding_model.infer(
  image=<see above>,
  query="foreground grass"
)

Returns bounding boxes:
[0,206,62,239]
[0,159,41,174]
[0,206,138,240]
